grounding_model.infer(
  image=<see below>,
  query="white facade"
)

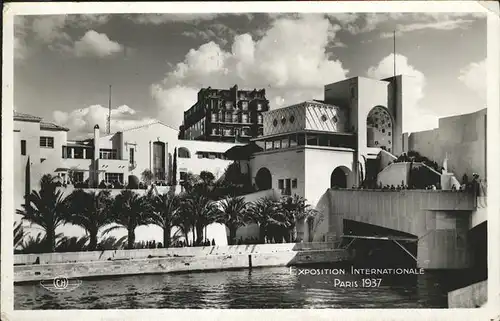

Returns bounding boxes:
[249,75,411,208]
[14,116,241,223]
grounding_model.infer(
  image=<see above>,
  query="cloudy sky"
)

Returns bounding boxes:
[14,12,486,138]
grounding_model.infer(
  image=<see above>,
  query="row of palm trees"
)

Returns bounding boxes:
[16,171,317,253]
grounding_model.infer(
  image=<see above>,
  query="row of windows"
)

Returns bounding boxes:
[186,99,265,119]
[196,152,228,160]
[262,133,355,151]
[105,173,124,183]
[99,149,118,160]
[211,112,263,124]
[211,126,253,137]
[61,147,119,160]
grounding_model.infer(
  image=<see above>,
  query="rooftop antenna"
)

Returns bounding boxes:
[107,85,112,134]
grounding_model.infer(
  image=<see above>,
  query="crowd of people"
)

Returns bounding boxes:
[391,151,441,172]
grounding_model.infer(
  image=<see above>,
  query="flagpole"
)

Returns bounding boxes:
[393,30,396,77]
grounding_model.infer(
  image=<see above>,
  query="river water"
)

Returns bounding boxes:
[14,265,477,309]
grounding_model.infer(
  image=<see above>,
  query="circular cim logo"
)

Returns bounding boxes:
[41,275,82,293]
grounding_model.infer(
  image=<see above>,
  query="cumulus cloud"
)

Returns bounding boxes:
[458,59,486,100]
[367,53,438,133]
[66,30,124,58]
[53,105,155,138]
[31,15,111,43]
[19,15,112,56]
[32,15,70,43]
[152,15,348,127]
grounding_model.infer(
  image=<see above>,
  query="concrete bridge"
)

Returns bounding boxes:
[311,189,477,269]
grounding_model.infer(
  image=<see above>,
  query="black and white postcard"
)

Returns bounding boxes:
[2,2,499,321]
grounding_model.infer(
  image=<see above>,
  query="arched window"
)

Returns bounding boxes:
[331,167,349,189]
[178,147,191,158]
[366,106,393,151]
[255,167,272,190]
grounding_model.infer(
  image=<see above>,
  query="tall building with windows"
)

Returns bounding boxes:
[178,85,269,142]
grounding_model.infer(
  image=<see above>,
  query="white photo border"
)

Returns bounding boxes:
[2,1,499,320]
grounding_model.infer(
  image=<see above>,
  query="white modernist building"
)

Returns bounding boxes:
[13,115,242,214]
[13,74,487,244]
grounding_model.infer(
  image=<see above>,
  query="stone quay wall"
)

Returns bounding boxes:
[14,243,349,282]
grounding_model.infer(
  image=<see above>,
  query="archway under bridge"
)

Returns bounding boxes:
[340,219,418,268]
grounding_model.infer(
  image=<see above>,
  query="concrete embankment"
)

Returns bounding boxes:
[14,243,349,283]
[448,280,487,308]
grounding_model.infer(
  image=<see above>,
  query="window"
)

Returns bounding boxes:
[21,140,26,155]
[281,138,289,149]
[297,134,306,145]
[105,173,123,183]
[40,136,54,148]
[307,134,318,146]
[278,179,284,189]
[129,148,135,165]
[289,134,298,147]
[273,140,281,149]
[180,171,187,181]
[319,135,329,146]
[292,179,298,189]
[100,149,117,159]
[178,147,191,158]
[265,141,273,150]
[74,148,84,159]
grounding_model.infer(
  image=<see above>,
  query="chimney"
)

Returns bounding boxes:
[93,124,100,186]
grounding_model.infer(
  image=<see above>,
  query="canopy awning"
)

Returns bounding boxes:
[224,142,263,160]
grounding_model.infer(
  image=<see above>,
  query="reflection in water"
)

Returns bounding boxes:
[15,266,470,309]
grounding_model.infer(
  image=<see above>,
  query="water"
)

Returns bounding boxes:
[14,265,471,309]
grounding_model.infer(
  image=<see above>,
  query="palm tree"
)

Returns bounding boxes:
[150,191,181,248]
[96,235,127,251]
[215,197,249,245]
[16,174,68,252]
[56,235,90,252]
[65,189,114,251]
[18,232,64,254]
[279,195,317,242]
[180,192,217,245]
[247,197,280,243]
[104,190,153,249]
[14,222,25,249]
